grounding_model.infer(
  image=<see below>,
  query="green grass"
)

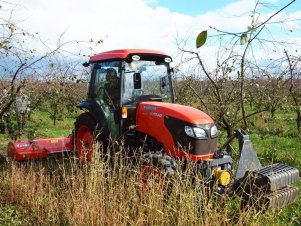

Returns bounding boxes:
[0,205,36,225]
[0,110,76,156]
[27,110,76,138]
[0,109,300,225]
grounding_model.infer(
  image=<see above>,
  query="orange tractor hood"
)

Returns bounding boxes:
[137,102,214,125]
[136,102,216,160]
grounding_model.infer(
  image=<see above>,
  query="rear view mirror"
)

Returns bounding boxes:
[133,72,142,89]
[82,62,90,67]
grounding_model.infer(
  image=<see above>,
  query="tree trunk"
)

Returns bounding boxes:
[226,126,233,138]
[296,109,301,132]
[271,105,276,118]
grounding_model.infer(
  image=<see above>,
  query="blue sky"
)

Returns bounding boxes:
[151,0,235,16]
[153,0,301,15]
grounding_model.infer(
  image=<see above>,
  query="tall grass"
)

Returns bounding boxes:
[0,143,297,225]
[1,108,300,225]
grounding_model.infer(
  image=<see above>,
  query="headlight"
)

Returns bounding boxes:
[211,125,218,138]
[184,126,207,139]
[193,127,207,138]
[184,126,194,137]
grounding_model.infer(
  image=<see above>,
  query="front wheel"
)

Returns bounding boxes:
[74,113,98,163]
[139,151,177,195]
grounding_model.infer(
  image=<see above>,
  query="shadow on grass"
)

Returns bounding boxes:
[0,154,7,165]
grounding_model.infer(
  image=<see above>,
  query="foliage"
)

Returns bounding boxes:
[285,51,301,131]
[27,77,85,126]
[177,0,299,137]
[196,30,207,48]
[0,1,62,120]
[0,205,36,225]
[0,1,95,122]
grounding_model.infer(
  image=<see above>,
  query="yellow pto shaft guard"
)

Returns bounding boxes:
[214,170,232,186]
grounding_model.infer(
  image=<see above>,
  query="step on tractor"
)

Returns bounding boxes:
[7,49,299,210]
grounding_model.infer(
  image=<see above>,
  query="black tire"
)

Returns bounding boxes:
[74,113,105,163]
[139,151,178,195]
[141,151,177,176]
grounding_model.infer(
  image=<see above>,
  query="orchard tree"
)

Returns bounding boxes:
[177,0,297,137]
[0,1,101,128]
[245,58,290,119]
[37,60,87,126]
[0,2,70,119]
[285,50,301,132]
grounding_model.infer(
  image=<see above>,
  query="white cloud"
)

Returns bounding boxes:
[2,0,301,68]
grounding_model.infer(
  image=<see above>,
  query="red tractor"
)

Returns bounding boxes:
[7,49,299,210]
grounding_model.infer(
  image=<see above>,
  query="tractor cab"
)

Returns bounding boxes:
[81,49,175,138]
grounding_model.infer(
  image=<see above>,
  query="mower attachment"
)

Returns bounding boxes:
[246,163,299,191]
[7,135,74,161]
[259,186,299,210]
[241,164,299,210]
[222,129,299,210]
[234,129,262,179]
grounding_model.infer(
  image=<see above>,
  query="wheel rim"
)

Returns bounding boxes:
[76,125,94,163]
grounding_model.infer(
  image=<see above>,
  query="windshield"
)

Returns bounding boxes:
[123,60,172,104]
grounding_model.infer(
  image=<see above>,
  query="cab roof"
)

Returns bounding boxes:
[89,49,169,62]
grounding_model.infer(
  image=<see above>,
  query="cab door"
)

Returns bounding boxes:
[93,61,121,138]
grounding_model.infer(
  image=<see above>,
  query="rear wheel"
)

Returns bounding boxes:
[75,113,99,163]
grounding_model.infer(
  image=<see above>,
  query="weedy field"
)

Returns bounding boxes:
[0,109,300,225]
[1,0,301,224]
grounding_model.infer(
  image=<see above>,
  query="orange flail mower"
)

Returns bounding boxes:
[7,135,74,161]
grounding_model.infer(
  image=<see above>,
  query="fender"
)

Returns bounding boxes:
[76,100,110,139]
